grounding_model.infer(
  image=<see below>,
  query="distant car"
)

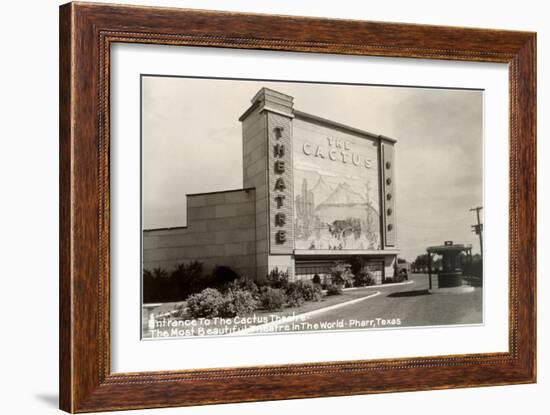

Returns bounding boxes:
[396,262,410,280]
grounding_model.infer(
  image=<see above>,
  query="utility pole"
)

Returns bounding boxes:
[470,206,483,259]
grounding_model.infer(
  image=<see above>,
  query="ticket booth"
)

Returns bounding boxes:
[427,241,472,289]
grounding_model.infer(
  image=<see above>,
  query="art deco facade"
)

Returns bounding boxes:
[143,88,399,282]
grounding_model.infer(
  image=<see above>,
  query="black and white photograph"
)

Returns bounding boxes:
[141,76,484,339]
[1,0,544,414]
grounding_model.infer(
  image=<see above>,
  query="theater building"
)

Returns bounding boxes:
[143,88,399,283]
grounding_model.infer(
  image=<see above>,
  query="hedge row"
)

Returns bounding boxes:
[145,259,383,306]
[143,262,239,303]
[184,270,324,318]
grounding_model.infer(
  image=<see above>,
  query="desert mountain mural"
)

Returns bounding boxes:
[294,173,381,250]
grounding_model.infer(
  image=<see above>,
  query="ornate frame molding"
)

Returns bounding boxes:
[60,2,536,412]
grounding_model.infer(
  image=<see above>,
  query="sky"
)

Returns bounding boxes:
[142,76,483,261]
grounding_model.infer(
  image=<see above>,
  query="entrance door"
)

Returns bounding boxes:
[294,260,335,284]
[295,258,385,285]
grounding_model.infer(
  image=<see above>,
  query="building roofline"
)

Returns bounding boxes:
[251,87,294,104]
[186,187,255,198]
[238,100,260,122]
[239,89,398,144]
[294,110,397,144]
[143,187,256,232]
[143,226,189,232]
[239,88,294,122]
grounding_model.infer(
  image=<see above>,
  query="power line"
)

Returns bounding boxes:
[469,206,483,259]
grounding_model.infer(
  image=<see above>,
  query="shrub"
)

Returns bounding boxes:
[330,262,354,287]
[143,267,173,303]
[210,265,240,287]
[186,288,225,318]
[326,284,343,296]
[266,267,289,289]
[143,262,254,304]
[181,260,204,281]
[259,287,286,311]
[353,267,376,287]
[283,279,324,308]
[293,279,323,302]
[218,289,258,317]
[171,261,205,299]
[285,283,305,307]
[312,274,321,285]
[348,255,367,277]
[223,277,260,299]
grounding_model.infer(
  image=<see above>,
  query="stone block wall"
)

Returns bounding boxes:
[142,188,257,278]
[240,103,269,279]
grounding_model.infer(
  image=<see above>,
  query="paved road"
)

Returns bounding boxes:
[302,274,482,330]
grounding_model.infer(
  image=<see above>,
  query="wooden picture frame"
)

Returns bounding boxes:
[59,2,536,412]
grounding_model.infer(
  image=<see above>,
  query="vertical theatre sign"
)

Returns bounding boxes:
[268,110,294,255]
[274,126,287,244]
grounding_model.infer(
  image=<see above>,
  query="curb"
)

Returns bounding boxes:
[339,280,414,292]
[237,291,381,335]
[429,286,476,294]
